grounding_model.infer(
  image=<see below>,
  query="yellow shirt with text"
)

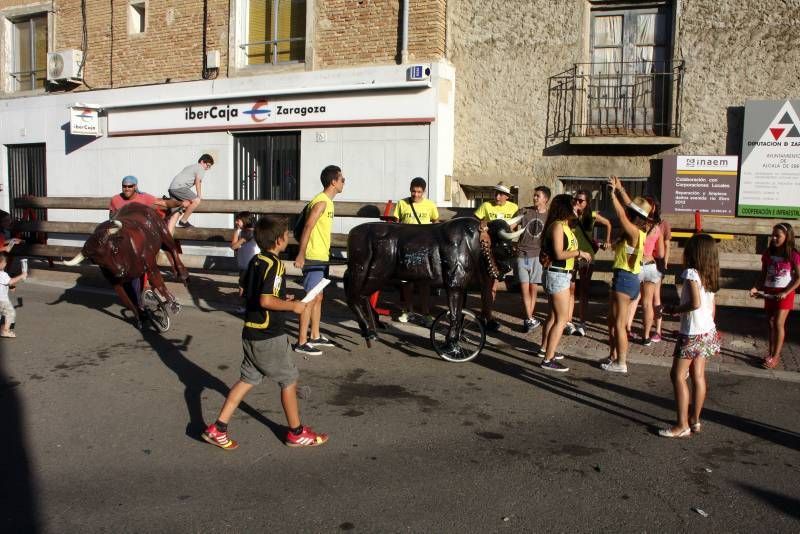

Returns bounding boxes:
[394,198,439,224]
[474,201,519,220]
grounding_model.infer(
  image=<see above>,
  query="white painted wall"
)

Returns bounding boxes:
[0,62,455,253]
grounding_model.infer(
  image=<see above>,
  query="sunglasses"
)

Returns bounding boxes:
[122,185,136,189]
[574,197,588,203]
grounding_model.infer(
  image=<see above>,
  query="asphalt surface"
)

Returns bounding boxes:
[2,282,799,533]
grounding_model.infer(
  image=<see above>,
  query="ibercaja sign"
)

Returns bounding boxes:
[661,155,739,216]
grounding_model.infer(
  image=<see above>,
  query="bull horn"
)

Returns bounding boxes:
[107,220,123,235]
[63,252,85,266]
[499,228,525,241]
[506,215,524,227]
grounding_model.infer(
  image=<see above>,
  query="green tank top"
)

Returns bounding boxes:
[612,229,646,274]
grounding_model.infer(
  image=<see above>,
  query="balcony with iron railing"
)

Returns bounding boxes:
[546,60,684,146]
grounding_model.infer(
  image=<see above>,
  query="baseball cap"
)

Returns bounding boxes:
[121,175,138,186]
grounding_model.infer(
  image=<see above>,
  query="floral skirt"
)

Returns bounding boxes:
[674,328,721,360]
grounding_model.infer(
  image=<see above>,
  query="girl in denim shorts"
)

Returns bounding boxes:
[658,234,720,438]
[537,194,592,373]
[601,177,651,374]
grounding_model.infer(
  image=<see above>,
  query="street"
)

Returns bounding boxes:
[2,282,799,532]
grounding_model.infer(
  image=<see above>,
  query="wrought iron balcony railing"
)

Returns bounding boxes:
[546,60,684,144]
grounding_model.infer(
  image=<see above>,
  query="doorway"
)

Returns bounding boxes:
[6,143,47,221]
[233,132,300,201]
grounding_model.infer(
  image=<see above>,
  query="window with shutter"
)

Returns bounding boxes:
[242,0,306,66]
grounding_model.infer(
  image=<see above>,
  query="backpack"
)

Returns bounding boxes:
[293,203,309,242]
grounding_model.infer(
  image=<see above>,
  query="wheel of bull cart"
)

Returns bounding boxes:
[429,309,486,363]
[142,289,171,333]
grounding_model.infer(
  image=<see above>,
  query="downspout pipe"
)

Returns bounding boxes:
[400,0,409,64]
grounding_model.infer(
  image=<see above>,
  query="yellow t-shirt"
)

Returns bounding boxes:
[612,229,646,274]
[305,191,334,262]
[474,201,519,220]
[394,198,439,224]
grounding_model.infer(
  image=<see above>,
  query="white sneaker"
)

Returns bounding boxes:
[398,311,409,323]
[563,322,577,336]
[575,323,586,337]
[601,361,628,374]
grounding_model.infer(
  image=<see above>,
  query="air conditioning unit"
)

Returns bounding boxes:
[47,49,84,83]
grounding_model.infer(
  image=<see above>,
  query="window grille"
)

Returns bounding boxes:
[9,14,48,92]
[240,0,306,65]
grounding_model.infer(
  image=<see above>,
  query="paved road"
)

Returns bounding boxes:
[2,283,799,532]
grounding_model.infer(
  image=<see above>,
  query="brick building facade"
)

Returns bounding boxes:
[0,0,798,230]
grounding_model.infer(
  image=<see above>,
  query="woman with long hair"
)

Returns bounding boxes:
[568,190,612,336]
[750,223,800,369]
[537,194,592,372]
[602,176,651,374]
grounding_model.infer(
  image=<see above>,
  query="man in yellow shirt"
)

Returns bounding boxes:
[474,182,520,331]
[293,165,345,355]
[393,177,439,325]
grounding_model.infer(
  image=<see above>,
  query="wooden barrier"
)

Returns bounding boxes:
[10,196,794,308]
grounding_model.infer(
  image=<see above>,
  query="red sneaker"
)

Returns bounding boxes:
[285,426,329,448]
[202,424,239,450]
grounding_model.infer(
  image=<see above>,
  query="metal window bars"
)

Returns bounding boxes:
[546,60,684,144]
[239,36,305,65]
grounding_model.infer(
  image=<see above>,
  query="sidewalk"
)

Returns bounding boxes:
[23,261,800,382]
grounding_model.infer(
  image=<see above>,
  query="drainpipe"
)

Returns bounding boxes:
[400,0,409,64]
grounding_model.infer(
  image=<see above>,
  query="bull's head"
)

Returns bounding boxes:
[485,216,524,279]
[64,220,132,280]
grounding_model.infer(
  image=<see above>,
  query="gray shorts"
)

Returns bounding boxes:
[517,256,543,285]
[542,269,572,295]
[0,300,15,324]
[169,187,198,201]
[240,334,299,388]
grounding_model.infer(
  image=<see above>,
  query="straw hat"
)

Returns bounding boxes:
[627,196,652,219]
[493,182,512,195]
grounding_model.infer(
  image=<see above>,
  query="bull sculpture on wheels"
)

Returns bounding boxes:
[63,203,189,329]
[344,216,523,362]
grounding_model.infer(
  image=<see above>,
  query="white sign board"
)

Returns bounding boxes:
[106,90,436,136]
[70,107,101,136]
[738,99,800,218]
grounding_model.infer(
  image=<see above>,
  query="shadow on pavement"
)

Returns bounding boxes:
[139,329,285,442]
[0,356,40,532]
[583,378,800,452]
[736,483,800,520]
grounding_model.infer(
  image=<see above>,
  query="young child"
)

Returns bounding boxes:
[231,211,260,313]
[0,252,27,338]
[749,223,800,369]
[203,216,328,449]
[658,234,720,438]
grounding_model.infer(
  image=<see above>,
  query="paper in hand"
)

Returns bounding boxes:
[301,278,331,303]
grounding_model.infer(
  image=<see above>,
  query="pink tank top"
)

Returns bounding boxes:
[643,225,661,257]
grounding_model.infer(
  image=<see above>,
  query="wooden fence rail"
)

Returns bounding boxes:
[10,196,795,308]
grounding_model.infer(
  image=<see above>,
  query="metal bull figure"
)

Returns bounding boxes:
[344,216,523,344]
[63,203,188,328]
